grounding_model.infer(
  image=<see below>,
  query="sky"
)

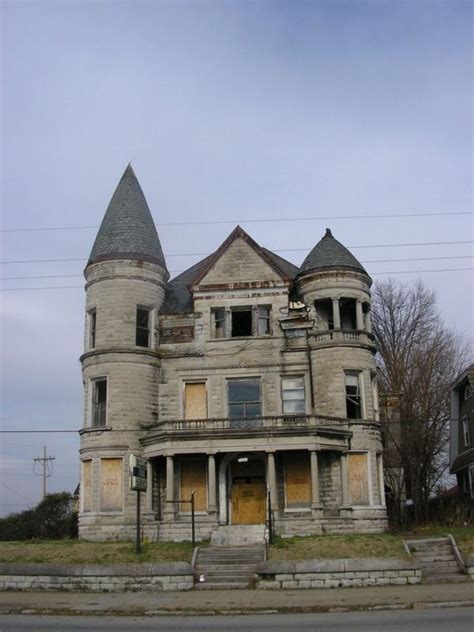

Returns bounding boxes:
[0,0,472,516]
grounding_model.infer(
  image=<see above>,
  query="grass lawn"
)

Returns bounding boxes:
[269,525,474,560]
[0,540,194,565]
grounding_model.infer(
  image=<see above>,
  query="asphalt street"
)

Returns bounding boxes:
[1,608,473,632]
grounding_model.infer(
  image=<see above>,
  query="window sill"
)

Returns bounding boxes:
[79,426,112,435]
[209,335,278,342]
[284,508,311,513]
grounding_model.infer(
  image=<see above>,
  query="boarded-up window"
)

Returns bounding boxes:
[82,460,92,513]
[100,458,123,512]
[285,453,311,508]
[348,453,369,505]
[184,383,207,420]
[180,460,207,512]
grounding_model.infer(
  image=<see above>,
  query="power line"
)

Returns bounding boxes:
[2,255,473,281]
[2,210,472,232]
[1,267,473,291]
[1,240,474,266]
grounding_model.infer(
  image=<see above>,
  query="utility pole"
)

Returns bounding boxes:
[33,446,55,499]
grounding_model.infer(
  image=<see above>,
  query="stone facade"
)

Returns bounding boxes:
[78,166,388,542]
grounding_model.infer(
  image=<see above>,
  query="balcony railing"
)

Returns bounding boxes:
[312,329,375,344]
[150,414,351,433]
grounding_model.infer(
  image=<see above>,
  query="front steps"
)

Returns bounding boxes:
[405,536,468,584]
[194,544,266,589]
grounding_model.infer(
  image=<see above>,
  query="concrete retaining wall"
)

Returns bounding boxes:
[256,558,421,589]
[0,562,193,592]
[465,554,474,579]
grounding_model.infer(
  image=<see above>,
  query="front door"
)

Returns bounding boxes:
[231,479,266,524]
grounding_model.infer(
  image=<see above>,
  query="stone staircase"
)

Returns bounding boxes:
[193,526,266,589]
[193,544,266,589]
[405,536,468,584]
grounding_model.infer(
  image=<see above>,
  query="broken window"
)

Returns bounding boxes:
[136,307,151,347]
[281,377,306,415]
[345,372,362,419]
[231,307,252,337]
[212,306,271,338]
[88,308,96,349]
[92,378,107,427]
[228,379,262,418]
[213,308,226,338]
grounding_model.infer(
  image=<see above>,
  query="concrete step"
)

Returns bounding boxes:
[196,563,258,571]
[423,574,470,584]
[210,525,266,546]
[412,546,453,555]
[413,554,457,563]
[420,561,460,572]
[197,570,255,579]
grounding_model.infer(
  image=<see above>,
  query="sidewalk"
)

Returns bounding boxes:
[0,582,473,616]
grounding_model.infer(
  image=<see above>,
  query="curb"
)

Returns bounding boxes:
[1,600,473,617]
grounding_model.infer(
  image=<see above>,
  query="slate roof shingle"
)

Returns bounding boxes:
[87,164,167,270]
[298,228,368,276]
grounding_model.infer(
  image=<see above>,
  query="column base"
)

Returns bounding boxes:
[311,504,324,518]
[339,506,353,519]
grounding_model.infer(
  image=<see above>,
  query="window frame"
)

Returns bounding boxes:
[136,306,152,348]
[87,308,97,350]
[211,305,272,339]
[182,380,208,420]
[462,415,471,447]
[227,378,262,419]
[90,377,108,428]
[281,376,307,416]
[98,456,124,513]
[345,371,364,420]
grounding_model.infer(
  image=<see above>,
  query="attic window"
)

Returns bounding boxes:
[212,306,272,338]
[465,385,472,400]
[232,308,252,337]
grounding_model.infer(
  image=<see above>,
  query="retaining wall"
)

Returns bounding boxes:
[0,562,193,592]
[256,557,422,589]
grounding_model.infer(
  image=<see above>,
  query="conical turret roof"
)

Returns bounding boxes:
[87,164,167,270]
[298,228,367,276]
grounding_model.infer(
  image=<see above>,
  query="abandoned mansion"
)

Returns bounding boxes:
[79,165,388,541]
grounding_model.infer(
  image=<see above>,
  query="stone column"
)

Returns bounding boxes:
[164,455,175,518]
[267,452,278,518]
[145,460,153,512]
[339,452,352,518]
[356,300,364,330]
[332,298,341,329]
[310,450,323,517]
[208,454,217,514]
[365,307,372,333]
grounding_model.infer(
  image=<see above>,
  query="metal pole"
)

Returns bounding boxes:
[136,490,141,554]
[267,489,273,545]
[191,491,195,547]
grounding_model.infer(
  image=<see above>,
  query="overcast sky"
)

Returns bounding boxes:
[1,1,472,516]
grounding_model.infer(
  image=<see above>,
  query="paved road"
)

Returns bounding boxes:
[1,608,473,631]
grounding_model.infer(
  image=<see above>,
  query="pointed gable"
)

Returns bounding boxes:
[87,164,168,271]
[189,226,292,290]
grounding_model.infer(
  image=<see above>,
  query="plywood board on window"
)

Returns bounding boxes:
[180,460,207,511]
[100,458,123,512]
[82,460,92,512]
[184,383,207,420]
[348,453,369,505]
[285,453,311,508]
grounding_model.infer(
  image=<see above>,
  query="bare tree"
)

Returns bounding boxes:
[372,279,469,524]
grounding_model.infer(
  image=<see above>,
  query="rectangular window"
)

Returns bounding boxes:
[213,308,226,338]
[136,307,151,347]
[257,306,271,335]
[231,307,252,337]
[462,416,471,447]
[180,459,207,512]
[469,468,474,500]
[92,378,107,427]
[88,309,96,349]
[99,458,123,512]
[212,306,272,338]
[345,372,362,419]
[284,453,311,509]
[348,453,369,505]
[184,382,207,420]
[82,460,92,512]
[228,379,262,418]
[282,377,306,415]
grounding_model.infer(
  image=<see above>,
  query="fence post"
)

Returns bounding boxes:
[191,491,195,547]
